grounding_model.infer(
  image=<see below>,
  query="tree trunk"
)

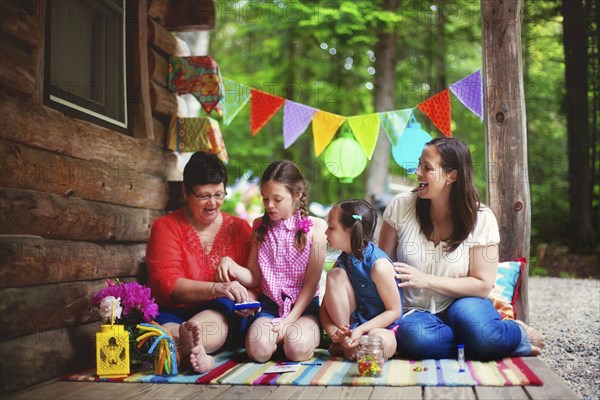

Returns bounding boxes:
[365,0,399,205]
[561,0,595,252]
[481,0,530,322]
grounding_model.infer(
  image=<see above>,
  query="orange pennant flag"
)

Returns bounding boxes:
[417,89,452,137]
[250,89,285,136]
[312,110,346,156]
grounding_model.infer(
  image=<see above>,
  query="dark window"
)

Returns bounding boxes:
[45,0,128,131]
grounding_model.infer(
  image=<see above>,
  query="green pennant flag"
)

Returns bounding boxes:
[346,114,380,159]
[221,79,250,126]
[379,109,414,147]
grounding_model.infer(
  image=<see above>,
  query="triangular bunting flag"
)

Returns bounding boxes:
[221,79,250,126]
[449,70,483,120]
[417,89,452,137]
[283,101,318,149]
[250,89,285,135]
[379,109,414,147]
[312,110,345,156]
[347,114,380,159]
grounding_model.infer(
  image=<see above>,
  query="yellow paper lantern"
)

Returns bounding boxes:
[96,324,130,378]
[322,129,368,183]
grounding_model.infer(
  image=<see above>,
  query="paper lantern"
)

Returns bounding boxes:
[391,115,433,174]
[96,324,130,378]
[323,129,368,183]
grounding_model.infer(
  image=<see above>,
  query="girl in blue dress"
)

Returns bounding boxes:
[320,199,403,360]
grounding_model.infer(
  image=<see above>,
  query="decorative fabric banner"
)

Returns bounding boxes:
[312,110,346,156]
[167,116,229,163]
[346,114,381,160]
[379,109,414,147]
[250,89,286,136]
[283,101,318,149]
[417,89,452,137]
[169,56,224,115]
[450,70,483,120]
[221,79,250,126]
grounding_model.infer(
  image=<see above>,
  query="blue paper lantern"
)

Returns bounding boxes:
[323,129,368,183]
[391,115,433,174]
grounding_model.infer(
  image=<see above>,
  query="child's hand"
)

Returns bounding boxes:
[341,326,362,349]
[326,326,346,344]
[270,318,290,343]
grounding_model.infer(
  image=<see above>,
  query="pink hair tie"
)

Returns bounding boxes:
[297,216,313,233]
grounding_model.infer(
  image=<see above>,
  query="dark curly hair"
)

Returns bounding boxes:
[182,151,228,193]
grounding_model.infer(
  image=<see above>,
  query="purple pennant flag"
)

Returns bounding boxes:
[283,101,318,149]
[449,70,483,120]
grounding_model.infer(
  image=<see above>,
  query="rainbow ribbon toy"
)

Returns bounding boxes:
[136,322,179,376]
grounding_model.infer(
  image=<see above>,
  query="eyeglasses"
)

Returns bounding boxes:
[189,190,227,202]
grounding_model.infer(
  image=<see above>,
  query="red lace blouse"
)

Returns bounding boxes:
[146,209,252,308]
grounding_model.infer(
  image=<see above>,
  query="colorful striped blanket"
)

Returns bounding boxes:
[63,349,542,387]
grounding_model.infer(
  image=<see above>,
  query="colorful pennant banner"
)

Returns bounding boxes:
[168,56,484,173]
[417,89,452,138]
[312,110,346,156]
[449,70,483,121]
[250,89,285,136]
[201,71,484,169]
[170,69,483,172]
[283,101,318,149]
[347,114,380,160]
[379,109,414,147]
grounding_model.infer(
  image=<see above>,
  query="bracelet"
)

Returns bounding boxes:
[210,282,217,296]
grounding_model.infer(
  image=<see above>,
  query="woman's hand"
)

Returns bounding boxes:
[215,256,237,283]
[211,280,248,303]
[395,262,428,289]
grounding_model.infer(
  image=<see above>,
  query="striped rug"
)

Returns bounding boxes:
[63,349,543,386]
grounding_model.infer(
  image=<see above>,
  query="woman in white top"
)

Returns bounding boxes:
[379,137,544,360]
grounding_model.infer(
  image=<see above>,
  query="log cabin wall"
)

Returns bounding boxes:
[0,0,208,394]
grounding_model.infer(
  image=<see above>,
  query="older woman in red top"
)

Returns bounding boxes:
[146,152,254,373]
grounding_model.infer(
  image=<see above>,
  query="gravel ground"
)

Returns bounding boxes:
[529,277,600,400]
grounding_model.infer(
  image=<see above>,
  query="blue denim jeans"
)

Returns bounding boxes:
[395,297,523,360]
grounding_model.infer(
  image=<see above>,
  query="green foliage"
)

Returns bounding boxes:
[209,0,573,250]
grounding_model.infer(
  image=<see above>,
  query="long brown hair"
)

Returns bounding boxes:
[254,160,310,251]
[416,137,480,252]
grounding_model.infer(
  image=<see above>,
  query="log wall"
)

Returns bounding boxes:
[0,0,182,394]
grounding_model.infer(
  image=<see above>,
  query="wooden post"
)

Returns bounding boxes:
[481,0,530,322]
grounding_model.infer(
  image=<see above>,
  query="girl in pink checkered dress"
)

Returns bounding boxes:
[215,160,327,363]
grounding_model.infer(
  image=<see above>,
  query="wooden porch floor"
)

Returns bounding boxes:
[4,358,580,400]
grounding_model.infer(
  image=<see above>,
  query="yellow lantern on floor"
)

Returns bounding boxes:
[96,324,130,378]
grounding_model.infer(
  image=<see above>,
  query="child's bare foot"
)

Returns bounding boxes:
[179,321,215,373]
[516,320,545,356]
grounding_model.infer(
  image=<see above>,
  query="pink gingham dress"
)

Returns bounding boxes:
[257,211,318,323]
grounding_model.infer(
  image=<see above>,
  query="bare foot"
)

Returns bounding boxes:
[516,320,545,356]
[179,321,215,373]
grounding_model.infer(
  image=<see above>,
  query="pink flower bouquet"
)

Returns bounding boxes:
[92,279,159,324]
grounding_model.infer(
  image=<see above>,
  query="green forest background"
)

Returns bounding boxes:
[196,0,598,276]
